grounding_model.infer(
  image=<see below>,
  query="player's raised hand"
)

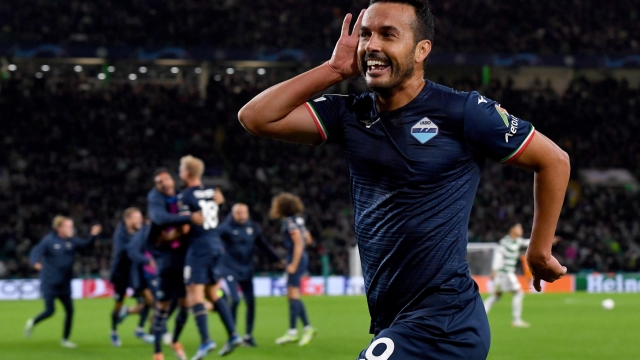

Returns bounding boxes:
[327,10,366,79]
[33,263,42,271]
[90,224,102,236]
[213,187,225,205]
[526,251,567,292]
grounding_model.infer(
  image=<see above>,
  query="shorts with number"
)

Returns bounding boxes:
[356,293,490,360]
[493,272,521,293]
[184,254,221,286]
[286,254,308,288]
[155,270,186,302]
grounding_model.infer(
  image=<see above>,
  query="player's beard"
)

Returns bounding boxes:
[359,51,415,97]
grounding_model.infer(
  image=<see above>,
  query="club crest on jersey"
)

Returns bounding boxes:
[411,117,438,144]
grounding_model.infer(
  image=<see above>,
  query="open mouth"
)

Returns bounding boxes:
[366,60,390,75]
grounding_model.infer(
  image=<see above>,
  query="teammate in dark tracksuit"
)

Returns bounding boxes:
[108,207,145,347]
[217,203,282,346]
[25,216,102,348]
[178,155,241,359]
[269,194,316,347]
[148,169,204,360]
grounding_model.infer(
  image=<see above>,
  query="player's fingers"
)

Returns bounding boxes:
[341,13,353,36]
[352,9,366,36]
[533,276,541,292]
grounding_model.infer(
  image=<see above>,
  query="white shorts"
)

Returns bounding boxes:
[493,272,521,293]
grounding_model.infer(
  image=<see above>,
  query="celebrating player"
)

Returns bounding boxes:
[238,0,570,357]
[108,207,146,346]
[269,193,316,346]
[148,169,203,360]
[25,216,102,348]
[177,155,242,358]
[126,219,160,343]
[217,203,283,346]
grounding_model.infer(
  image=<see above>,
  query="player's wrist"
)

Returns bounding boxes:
[323,61,350,82]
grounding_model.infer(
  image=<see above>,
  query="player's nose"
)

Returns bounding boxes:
[364,33,383,53]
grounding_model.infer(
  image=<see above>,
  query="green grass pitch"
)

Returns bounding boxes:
[1,293,638,359]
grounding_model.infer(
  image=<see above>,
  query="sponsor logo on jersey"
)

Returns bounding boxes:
[54,244,61,250]
[411,117,438,144]
[246,227,254,236]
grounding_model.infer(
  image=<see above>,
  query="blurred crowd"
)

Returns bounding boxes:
[0,66,639,280]
[1,0,639,54]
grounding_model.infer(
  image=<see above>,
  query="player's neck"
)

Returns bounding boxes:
[185,178,202,187]
[374,75,426,113]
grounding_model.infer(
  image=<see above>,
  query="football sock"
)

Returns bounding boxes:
[192,303,210,344]
[295,299,310,327]
[111,309,119,331]
[138,304,150,329]
[153,307,169,353]
[288,299,299,330]
[172,306,189,343]
[512,291,524,322]
[214,298,237,337]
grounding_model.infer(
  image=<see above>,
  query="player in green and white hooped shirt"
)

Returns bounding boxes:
[483,223,531,328]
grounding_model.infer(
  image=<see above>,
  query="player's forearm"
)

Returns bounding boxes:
[238,62,344,132]
[527,154,570,261]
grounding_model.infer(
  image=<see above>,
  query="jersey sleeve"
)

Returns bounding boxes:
[285,217,300,233]
[303,95,348,145]
[464,92,536,163]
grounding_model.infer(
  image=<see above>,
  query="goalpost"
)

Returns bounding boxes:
[466,242,498,276]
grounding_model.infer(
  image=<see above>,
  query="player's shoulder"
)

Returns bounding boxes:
[311,92,376,117]
[147,188,163,201]
[425,81,491,119]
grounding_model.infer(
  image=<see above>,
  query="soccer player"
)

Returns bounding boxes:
[217,203,282,346]
[25,216,102,348]
[269,193,316,347]
[126,220,160,342]
[108,207,145,346]
[148,169,203,360]
[177,155,242,358]
[238,1,570,357]
[484,223,559,328]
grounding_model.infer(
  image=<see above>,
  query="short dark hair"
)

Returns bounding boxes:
[369,0,434,44]
[153,168,170,177]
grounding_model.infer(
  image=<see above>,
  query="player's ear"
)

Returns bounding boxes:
[414,39,431,64]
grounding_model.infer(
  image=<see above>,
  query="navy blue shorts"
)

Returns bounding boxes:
[111,277,129,302]
[184,255,221,286]
[155,269,186,302]
[286,255,308,288]
[356,293,490,360]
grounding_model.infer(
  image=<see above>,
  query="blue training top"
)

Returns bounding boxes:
[218,217,280,281]
[304,81,536,334]
[29,231,96,295]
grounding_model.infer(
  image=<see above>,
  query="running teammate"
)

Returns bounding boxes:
[177,155,242,358]
[238,1,570,357]
[269,193,316,346]
[148,169,202,360]
[217,203,282,346]
[25,216,102,348]
[109,207,144,346]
